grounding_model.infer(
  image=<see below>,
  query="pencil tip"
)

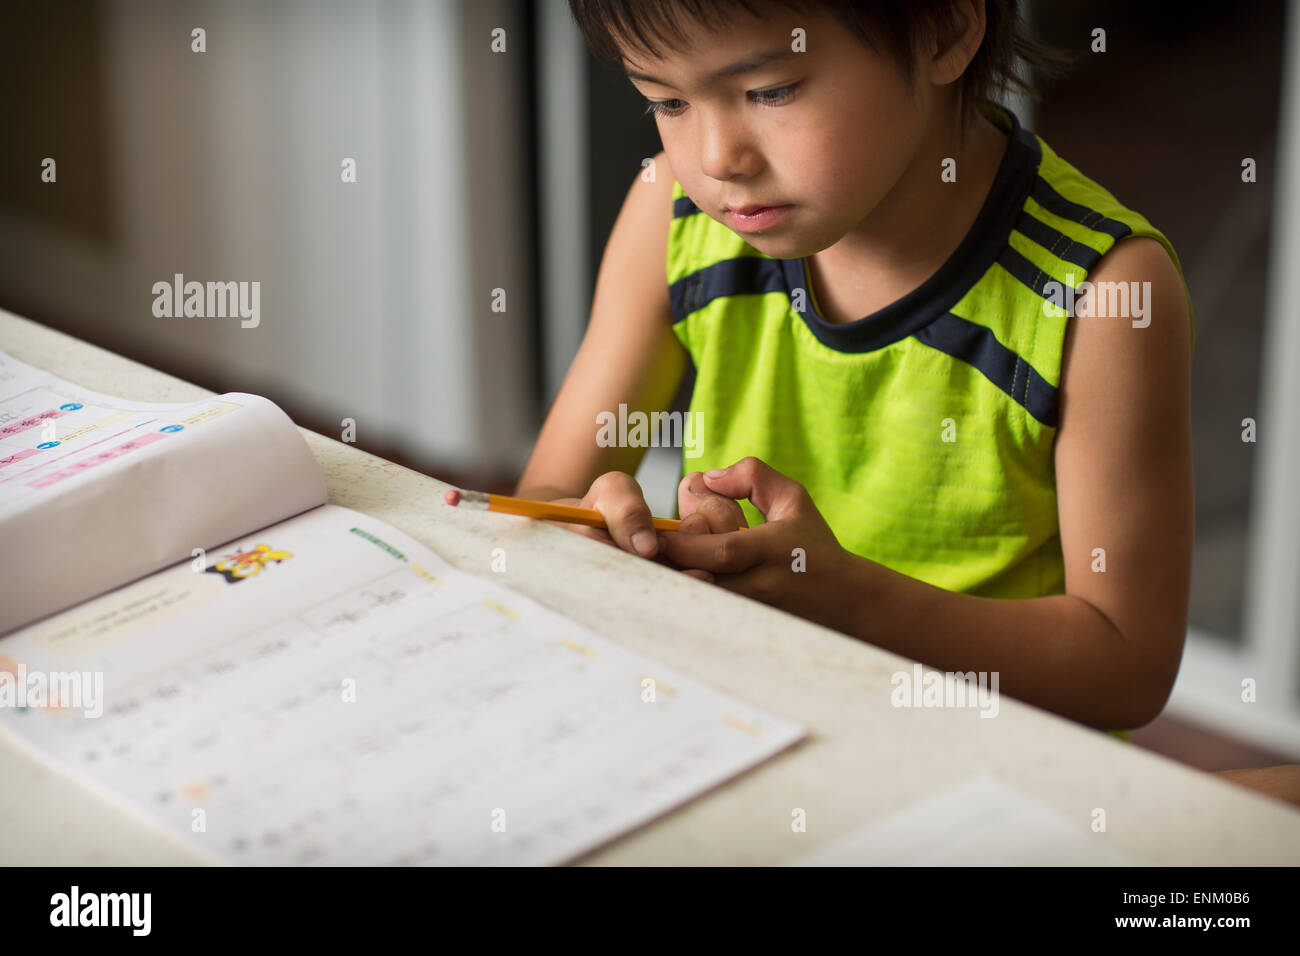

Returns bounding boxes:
[443,488,461,507]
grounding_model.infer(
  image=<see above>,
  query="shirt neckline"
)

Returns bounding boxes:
[780,105,1043,354]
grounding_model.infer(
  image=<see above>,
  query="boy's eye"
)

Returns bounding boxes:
[644,98,687,118]
[641,83,800,118]
[749,83,799,107]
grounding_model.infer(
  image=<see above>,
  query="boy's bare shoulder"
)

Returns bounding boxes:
[648,148,675,192]
[589,150,679,329]
[625,149,676,224]
[1058,236,1190,428]
[1090,236,1185,303]
[1071,236,1188,356]
[597,150,677,308]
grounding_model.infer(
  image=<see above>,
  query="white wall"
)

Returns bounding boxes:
[0,0,532,474]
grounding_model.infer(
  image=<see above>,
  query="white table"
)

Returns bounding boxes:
[2,308,1297,865]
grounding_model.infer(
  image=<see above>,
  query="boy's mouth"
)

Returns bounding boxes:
[723,204,794,233]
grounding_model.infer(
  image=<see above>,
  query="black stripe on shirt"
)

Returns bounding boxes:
[1013,211,1106,272]
[997,244,1074,305]
[915,313,1059,427]
[668,255,787,323]
[1030,178,1132,240]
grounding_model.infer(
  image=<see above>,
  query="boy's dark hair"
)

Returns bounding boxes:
[568,0,1072,129]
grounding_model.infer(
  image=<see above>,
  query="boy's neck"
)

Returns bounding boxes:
[807,104,1010,324]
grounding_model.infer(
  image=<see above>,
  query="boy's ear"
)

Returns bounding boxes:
[927,0,987,86]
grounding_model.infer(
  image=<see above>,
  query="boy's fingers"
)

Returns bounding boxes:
[676,511,710,535]
[659,526,758,574]
[679,568,715,583]
[677,472,749,534]
[677,471,710,520]
[701,457,806,522]
[698,495,748,532]
[540,499,617,545]
[586,472,657,558]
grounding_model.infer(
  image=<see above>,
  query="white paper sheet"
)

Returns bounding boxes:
[792,773,1139,866]
[0,503,805,865]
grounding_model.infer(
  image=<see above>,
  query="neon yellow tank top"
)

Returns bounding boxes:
[667,105,1194,603]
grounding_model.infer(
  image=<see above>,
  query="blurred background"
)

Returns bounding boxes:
[1,0,1297,765]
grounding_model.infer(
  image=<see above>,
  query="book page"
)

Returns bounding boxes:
[0,350,327,635]
[0,503,805,865]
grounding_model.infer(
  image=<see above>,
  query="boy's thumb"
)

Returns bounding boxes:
[701,457,803,521]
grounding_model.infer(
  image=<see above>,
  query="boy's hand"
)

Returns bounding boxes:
[658,457,859,631]
[672,471,749,582]
[547,470,748,572]
[544,471,663,558]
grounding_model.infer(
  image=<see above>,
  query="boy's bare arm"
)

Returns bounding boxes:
[516,150,685,502]
[837,237,1194,729]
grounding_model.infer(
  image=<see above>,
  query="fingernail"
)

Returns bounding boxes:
[632,531,657,556]
[690,473,706,494]
[705,468,727,478]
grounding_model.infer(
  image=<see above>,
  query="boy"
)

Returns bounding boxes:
[517,0,1195,734]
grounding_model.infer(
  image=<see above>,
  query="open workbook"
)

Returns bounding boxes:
[0,349,804,864]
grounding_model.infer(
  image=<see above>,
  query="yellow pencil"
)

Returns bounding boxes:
[442,488,746,532]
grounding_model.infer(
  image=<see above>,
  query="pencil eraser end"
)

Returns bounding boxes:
[443,489,461,507]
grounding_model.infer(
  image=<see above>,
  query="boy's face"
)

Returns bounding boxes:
[622,8,934,259]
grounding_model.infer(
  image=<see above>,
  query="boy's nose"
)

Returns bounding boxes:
[698,119,761,182]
